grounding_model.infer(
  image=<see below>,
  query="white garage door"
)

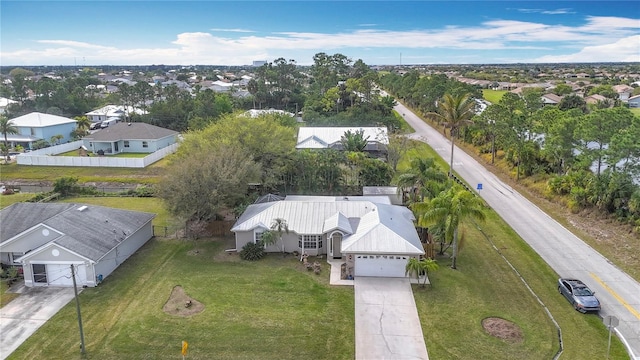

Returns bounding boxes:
[45,264,86,287]
[354,255,408,277]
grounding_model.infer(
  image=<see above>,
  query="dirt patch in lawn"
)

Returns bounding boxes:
[482,317,523,343]
[163,285,204,317]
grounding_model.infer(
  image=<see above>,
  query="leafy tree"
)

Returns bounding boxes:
[427,93,476,177]
[50,134,64,145]
[412,187,486,269]
[0,115,18,162]
[576,107,633,176]
[359,158,393,186]
[558,94,588,113]
[552,83,573,96]
[53,176,81,197]
[157,144,260,221]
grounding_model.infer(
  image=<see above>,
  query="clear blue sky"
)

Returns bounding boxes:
[1,1,638,66]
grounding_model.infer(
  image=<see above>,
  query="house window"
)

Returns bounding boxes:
[298,235,323,249]
[32,264,47,283]
[254,231,264,245]
[30,128,36,136]
[142,141,148,148]
[124,141,130,148]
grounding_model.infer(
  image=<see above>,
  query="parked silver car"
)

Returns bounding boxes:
[558,278,601,313]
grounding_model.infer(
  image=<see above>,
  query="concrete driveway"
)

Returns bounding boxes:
[0,286,75,360]
[355,277,429,360]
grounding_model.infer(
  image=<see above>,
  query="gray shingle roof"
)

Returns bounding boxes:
[0,203,155,262]
[83,122,178,141]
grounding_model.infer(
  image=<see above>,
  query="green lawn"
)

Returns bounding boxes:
[0,158,168,184]
[483,89,507,104]
[9,239,355,360]
[56,150,150,158]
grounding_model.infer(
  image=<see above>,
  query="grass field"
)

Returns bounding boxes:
[483,89,508,104]
[56,150,150,158]
[0,158,168,184]
[9,238,356,360]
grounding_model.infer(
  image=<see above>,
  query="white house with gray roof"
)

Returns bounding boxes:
[231,196,424,278]
[82,122,178,155]
[0,203,155,287]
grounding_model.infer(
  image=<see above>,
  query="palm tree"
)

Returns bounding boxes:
[341,129,369,152]
[270,218,289,254]
[74,116,92,134]
[428,93,476,178]
[405,257,439,288]
[260,230,277,250]
[0,115,18,162]
[412,187,486,269]
[395,157,447,204]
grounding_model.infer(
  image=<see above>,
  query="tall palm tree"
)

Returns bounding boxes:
[74,116,92,134]
[270,218,289,254]
[395,157,448,204]
[412,187,486,269]
[428,93,476,177]
[0,115,18,162]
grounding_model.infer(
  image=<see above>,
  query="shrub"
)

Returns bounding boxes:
[239,242,265,261]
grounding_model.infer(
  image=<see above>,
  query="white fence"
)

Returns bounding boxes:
[16,141,178,168]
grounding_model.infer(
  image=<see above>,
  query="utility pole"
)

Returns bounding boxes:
[71,264,86,355]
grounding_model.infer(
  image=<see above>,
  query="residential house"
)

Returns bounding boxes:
[541,93,563,106]
[585,94,609,105]
[0,97,17,114]
[296,127,389,153]
[612,84,634,102]
[0,203,155,287]
[85,104,147,123]
[3,112,77,150]
[628,95,640,108]
[231,196,424,278]
[82,122,178,155]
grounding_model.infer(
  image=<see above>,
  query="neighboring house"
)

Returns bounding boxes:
[4,112,77,149]
[0,203,155,287]
[612,84,634,102]
[541,93,563,105]
[85,104,147,123]
[296,127,389,153]
[585,94,607,105]
[82,122,178,155]
[231,196,424,278]
[0,97,17,114]
[243,109,295,118]
[628,95,640,108]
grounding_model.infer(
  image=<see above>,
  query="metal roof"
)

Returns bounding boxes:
[296,127,389,149]
[231,197,423,255]
[9,112,76,127]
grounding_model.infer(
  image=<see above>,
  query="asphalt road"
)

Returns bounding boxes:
[394,100,640,359]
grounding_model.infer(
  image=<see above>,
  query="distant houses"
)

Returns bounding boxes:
[296,127,389,153]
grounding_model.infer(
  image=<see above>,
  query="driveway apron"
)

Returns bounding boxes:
[355,277,428,360]
[0,286,75,360]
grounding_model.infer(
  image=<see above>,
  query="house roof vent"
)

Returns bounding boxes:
[77,205,88,212]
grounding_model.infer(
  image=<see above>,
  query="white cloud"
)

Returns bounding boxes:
[1,15,638,65]
[210,28,254,33]
[533,35,640,63]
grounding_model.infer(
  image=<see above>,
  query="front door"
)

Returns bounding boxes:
[114,142,119,152]
[332,233,342,259]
